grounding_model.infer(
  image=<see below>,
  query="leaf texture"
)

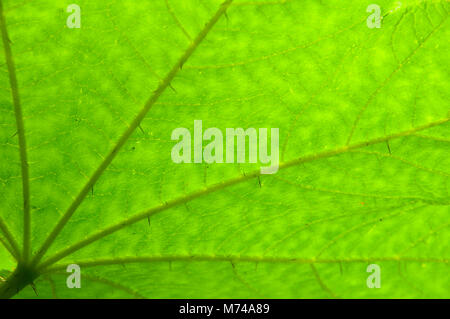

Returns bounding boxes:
[0,0,449,298]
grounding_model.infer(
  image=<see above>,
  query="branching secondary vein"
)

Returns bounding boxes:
[0,234,18,260]
[30,0,235,267]
[44,255,449,273]
[346,13,448,145]
[0,0,30,263]
[36,117,449,271]
[310,264,337,298]
[0,217,21,261]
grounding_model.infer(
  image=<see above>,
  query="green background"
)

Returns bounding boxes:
[0,0,449,298]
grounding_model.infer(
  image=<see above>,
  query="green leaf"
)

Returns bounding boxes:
[0,0,448,298]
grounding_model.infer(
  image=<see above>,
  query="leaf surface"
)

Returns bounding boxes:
[0,0,449,298]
